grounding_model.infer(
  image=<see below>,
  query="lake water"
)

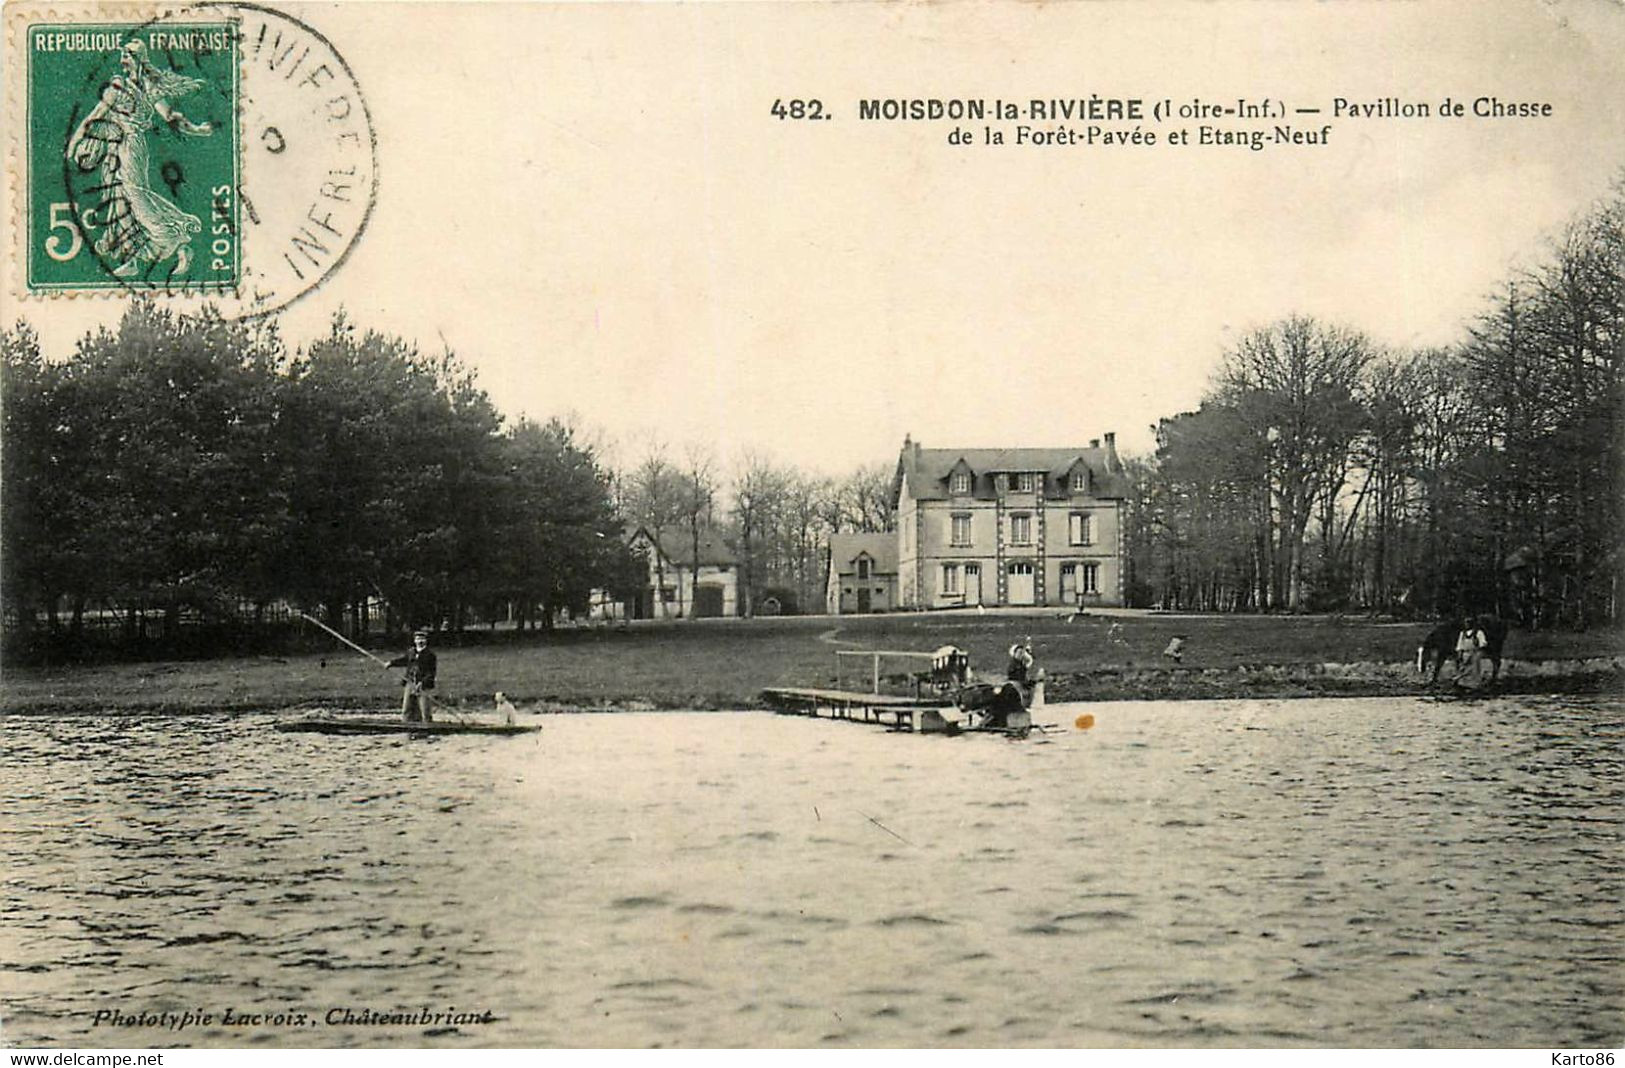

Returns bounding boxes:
[2,696,1621,1048]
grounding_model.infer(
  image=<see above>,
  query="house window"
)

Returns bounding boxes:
[1071,469,1089,493]
[951,513,972,547]
[1069,512,1093,545]
[1082,563,1099,594]
[1015,471,1036,493]
[951,471,970,495]
[857,557,871,579]
[1010,514,1032,545]
[942,563,961,595]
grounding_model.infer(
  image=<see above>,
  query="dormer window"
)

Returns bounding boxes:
[1071,469,1089,493]
[857,556,871,579]
[950,471,971,495]
[1014,472,1036,493]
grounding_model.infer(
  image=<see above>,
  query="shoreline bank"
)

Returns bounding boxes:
[3,657,1619,716]
[1045,657,1624,703]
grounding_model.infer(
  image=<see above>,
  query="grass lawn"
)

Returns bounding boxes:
[2,610,1620,715]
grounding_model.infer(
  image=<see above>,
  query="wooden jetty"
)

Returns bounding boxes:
[762,648,1048,736]
[760,685,951,731]
[762,648,953,732]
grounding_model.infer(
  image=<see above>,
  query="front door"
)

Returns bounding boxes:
[1059,564,1077,604]
[1008,562,1035,605]
[966,564,982,605]
[856,587,871,613]
[693,584,724,618]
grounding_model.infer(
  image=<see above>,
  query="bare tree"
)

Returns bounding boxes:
[1216,316,1376,610]
[677,443,718,617]
[781,473,834,611]
[623,440,683,617]
[730,450,789,617]
[839,462,897,533]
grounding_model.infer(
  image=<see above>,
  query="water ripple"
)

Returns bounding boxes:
[2,695,1621,1047]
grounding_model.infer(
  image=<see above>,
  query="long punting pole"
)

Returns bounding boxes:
[298,611,389,666]
[296,612,474,724]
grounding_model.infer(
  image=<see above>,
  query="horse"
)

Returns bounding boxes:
[1467,615,1509,685]
[1417,616,1509,686]
[1417,619,1463,684]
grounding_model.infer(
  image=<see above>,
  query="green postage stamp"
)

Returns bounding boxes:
[25,19,240,292]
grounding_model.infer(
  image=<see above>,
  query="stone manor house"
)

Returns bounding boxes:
[827,434,1129,613]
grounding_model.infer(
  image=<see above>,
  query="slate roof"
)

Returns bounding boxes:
[633,526,739,567]
[894,442,1130,502]
[827,532,899,575]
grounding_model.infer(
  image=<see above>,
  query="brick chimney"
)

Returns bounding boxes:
[1103,431,1119,472]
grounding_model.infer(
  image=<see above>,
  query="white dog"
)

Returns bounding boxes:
[494,691,518,725]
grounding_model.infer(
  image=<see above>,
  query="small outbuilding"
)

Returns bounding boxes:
[627,526,740,619]
[826,532,899,615]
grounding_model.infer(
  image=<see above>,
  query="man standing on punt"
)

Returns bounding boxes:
[386,629,438,722]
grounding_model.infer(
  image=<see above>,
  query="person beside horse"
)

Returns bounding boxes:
[1417,615,1508,689]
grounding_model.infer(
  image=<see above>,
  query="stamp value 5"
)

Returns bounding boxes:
[27,21,240,293]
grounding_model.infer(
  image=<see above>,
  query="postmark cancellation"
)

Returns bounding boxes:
[5,2,376,318]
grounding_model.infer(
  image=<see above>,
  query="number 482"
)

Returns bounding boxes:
[771,99,827,120]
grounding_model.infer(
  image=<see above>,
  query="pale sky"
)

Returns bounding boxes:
[10,0,1625,474]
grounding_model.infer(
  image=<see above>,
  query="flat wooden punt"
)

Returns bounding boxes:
[276,717,540,736]
[760,686,950,730]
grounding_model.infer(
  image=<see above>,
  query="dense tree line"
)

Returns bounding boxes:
[1,300,895,660]
[1,305,641,660]
[8,180,1616,656]
[1131,180,1623,626]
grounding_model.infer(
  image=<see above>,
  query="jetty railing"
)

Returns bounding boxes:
[834,649,940,696]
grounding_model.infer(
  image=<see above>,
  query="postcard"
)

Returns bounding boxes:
[3,0,1622,1053]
